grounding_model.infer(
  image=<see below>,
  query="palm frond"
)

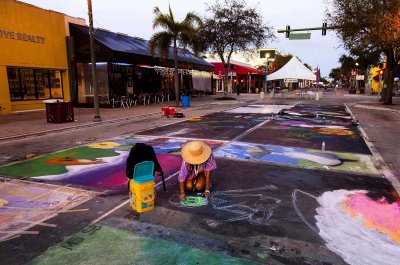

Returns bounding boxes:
[168,4,175,23]
[183,12,203,27]
[148,31,173,60]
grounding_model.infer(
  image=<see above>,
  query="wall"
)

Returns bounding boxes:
[0,0,71,114]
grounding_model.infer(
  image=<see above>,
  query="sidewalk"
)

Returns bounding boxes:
[0,96,219,140]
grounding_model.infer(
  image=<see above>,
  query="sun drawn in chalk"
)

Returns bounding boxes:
[86,142,121,149]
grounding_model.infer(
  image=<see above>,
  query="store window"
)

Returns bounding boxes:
[7,67,64,101]
[76,63,110,105]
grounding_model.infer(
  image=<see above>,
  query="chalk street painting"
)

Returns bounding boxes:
[214,141,377,174]
[0,177,96,242]
[0,137,223,189]
[240,118,371,154]
[169,185,281,226]
[225,104,293,114]
[138,112,268,140]
[294,189,400,265]
[30,225,255,265]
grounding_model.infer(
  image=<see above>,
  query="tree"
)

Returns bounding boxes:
[273,53,293,72]
[255,53,293,73]
[198,0,274,95]
[148,6,202,106]
[327,0,400,104]
[304,63,312,71]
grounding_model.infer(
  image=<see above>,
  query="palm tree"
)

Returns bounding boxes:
[148,5,202,107]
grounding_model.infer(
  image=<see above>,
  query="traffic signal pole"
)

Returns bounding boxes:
[277,25,340,37]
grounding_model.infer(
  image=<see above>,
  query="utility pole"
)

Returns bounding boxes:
[87,0,102,122]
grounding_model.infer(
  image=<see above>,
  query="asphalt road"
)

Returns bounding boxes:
[0,94,399,265]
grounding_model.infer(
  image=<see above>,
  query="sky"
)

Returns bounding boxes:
[19,0,346,77]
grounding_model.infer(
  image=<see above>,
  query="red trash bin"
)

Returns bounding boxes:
[169,107,176,117]
[162,107,170,117]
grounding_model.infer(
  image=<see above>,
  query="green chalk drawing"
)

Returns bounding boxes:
[115,145,134,151]
[31,225,256,265]
[257,252,269,259]
[0,147,119,177]
[299,151,378,174]
[181,196,208,207]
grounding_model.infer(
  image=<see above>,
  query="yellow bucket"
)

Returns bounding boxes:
[129,179,155,213]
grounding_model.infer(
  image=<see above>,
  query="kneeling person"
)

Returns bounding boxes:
[179,141,216,201]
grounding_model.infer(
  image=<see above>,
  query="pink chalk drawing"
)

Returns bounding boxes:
[343,191,400,244]
[315,190,400,265]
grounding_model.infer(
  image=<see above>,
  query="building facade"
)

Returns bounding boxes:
[0,0,85,114]
[0,0,213,114]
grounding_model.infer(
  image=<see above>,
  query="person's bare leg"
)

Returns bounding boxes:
[185,179,194,191]
[195,173,206,191]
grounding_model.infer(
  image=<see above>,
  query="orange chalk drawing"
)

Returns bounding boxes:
[45,157,103,165]
[317,128,353,135]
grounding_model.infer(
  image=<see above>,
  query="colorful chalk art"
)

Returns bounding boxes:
[1,103,398,265]
[0,178,96,242]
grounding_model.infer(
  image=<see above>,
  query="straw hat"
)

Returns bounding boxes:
[181,141,211,165]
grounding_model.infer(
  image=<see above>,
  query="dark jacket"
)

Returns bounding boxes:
[125,143,163,179]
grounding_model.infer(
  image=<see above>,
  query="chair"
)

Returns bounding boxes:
[126,143,166,191]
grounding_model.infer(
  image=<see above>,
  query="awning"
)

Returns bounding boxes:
[69,23,213,71]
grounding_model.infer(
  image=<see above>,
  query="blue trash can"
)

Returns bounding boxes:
[181,95,190,108]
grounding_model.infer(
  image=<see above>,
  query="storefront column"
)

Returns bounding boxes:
[0,67,12,114]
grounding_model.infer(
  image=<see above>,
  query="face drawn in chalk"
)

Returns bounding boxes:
[169,185,280,226]
[292,189,400,265]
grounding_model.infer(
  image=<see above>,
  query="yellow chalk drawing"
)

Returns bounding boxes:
[86,142,121,149]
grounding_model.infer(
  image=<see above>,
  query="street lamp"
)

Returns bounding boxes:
[87,0,102,122]
[378,69,384,99]
[355,62,359,92]
[264,53,270,93]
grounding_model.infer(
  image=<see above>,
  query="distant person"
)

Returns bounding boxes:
[178,141,216,201]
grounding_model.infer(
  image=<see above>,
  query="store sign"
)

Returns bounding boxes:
[0,29,45,44]
[284,78,298,83]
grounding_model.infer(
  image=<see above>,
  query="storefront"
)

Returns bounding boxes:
[0,0,81,114]
[209,60,263,94]
[68,23,214,107]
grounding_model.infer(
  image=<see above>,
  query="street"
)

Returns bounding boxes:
[0,94,399,265]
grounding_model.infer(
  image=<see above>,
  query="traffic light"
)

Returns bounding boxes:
[285,25,290,38]
[322,22,327,36]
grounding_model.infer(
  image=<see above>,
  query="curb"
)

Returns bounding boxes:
[344,103,400,194]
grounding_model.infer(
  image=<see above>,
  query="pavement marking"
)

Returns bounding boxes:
[230,118,272,142]
[22,221,58,228]
[0,230,39,235]
[345,103,400,194]
[0,208,89,215]
[89,171,179,225]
